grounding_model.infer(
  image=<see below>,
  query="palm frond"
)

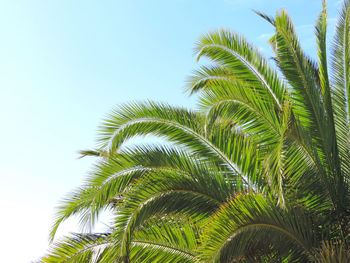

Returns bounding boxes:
[43,233,113,263]
[191,29,285,110]
[43,2,350,262]
[98,101,256,187]
[113,169,232,262]
[311,240,350,263]
[197,193,315,263]
[331,0,350,200]
[49,145,227,241]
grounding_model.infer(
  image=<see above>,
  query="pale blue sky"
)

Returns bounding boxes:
[0,0,341,262]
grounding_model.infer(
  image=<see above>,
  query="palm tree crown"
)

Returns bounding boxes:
[43,1,350,262]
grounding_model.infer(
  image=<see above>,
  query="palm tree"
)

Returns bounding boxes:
[43,1,350,262]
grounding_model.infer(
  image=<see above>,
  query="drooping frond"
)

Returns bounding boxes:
[45,216,200,263]
[197,77,280,140]
[113,168,233,262]
[49,145,226,241]
[197,193,315,263]
[191,29,285,110]
[42,233,113,263]
[98,101,258,187]
[128,215,199,263]
[44,2,350,262]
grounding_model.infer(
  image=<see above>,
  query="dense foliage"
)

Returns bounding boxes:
[43,1,350,262]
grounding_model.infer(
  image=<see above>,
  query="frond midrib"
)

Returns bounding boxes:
[207,222,311,262]
[198,43,282,110]
[112,117,251,187]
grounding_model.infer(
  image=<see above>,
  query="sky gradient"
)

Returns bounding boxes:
[0,0,342,262]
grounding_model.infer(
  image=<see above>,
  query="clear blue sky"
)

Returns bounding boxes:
[0,0,341,262]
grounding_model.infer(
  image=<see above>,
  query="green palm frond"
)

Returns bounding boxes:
[198,193,315,263]
[45,216,200,263]
[129,215,199,263]
[273,10,326,136]
[44,1,350,262]
[43,233,113,263]
[272,9,346,212]
[98,101,258,187]
[197,78,280,139]
[331,0,350,194]
[50,144,228,241]
[191,29,285,109]
[316,1,332,122]
[332,0,350,124]
[98,101,204,150]
[113,169,231,262]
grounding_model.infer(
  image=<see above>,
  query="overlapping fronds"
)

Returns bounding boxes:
[311,241,350,263]
[43,233,114,263]
[197,193,315,262]
[44,216,200,263]
[190,29,285,109]
[44,1,350,262]
[50,145,228,241]
[113,168,231,261]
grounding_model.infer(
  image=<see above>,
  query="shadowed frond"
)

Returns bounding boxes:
[198,193,316,263]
